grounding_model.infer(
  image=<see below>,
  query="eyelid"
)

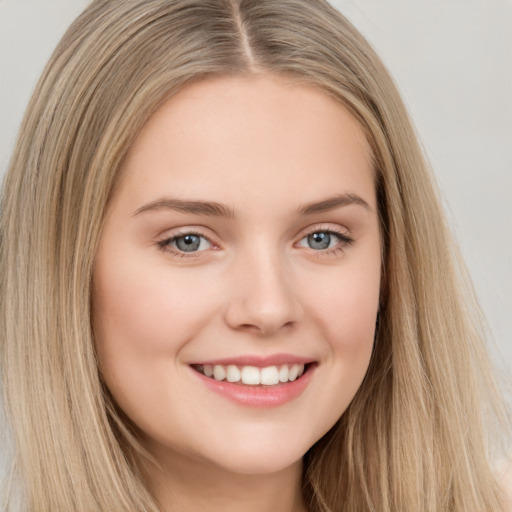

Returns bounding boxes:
[295,223,352,241]
[155,223,354,259]
[156,227,219,257]
[294,223,354,256]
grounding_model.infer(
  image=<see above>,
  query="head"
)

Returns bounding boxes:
[1,1,501,511]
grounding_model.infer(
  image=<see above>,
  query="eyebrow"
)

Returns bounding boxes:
[133,193,371,218]
[133,198,236,218]
[297,193,371,215]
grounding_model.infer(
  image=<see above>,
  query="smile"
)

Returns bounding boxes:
[193,363,306,386]
[189,359,316,407]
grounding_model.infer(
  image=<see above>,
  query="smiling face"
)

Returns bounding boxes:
[92,74,381,477]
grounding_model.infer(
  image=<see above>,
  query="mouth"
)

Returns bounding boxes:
[190,362,315,387]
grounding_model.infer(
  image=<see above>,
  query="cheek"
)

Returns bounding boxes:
[287,261,380,444]
[310,262,380,348]
[93,268,172,362]
[303,257,380,397]
[93,255,215,354]
[91,255,211,408]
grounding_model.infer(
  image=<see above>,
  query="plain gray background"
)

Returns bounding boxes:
[1,0,511,471]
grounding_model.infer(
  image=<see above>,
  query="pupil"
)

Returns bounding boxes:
[308,232,330,250]
[176,235,200,252]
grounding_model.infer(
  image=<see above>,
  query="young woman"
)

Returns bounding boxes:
[1,1,509,511]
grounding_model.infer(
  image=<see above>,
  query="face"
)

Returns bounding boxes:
[92,74,381,476]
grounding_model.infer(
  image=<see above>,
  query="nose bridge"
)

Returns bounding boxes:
[224,239,301,335]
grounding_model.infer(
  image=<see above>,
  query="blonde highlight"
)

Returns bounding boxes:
[1,1,508,510]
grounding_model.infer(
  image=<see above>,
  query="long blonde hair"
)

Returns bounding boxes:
[0,0,508,510]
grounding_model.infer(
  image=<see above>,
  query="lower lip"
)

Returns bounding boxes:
[191,365,315,408]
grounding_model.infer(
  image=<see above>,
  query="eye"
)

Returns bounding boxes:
[296,228,353,253]
[305,232,335,250]
[158,232,213,255]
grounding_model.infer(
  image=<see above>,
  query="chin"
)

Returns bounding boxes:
[206,448,306,476]
[188,426,323,476]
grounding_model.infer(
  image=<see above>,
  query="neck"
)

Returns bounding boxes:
[141,446,308,512]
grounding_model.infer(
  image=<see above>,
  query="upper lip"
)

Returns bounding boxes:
[189,353,316,367]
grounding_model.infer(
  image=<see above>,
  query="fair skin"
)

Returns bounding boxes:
[92,74,382,512]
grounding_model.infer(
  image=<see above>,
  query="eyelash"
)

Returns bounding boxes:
[157,226,354,258]
[299,227,354,258]
[157,229,210,258]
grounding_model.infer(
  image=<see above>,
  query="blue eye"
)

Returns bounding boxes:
[297,229,353,252]
[159,233,212,254]
[307,232,333,250]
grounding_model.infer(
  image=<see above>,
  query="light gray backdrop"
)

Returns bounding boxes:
[1,0,511,468]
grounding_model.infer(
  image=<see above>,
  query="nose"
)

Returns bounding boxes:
[223,247,302,336]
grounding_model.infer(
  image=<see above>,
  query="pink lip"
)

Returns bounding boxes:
[190,363,316,408]
[189,353,315,367]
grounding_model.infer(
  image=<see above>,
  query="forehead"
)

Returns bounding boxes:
[114,73,375,214]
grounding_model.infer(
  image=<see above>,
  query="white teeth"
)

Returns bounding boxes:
[226,365,241,382]
[241,366,261,385]
[198,363,306,385]
[288,364,300,381]
[260,366,279,386]
[213,365,226,381]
